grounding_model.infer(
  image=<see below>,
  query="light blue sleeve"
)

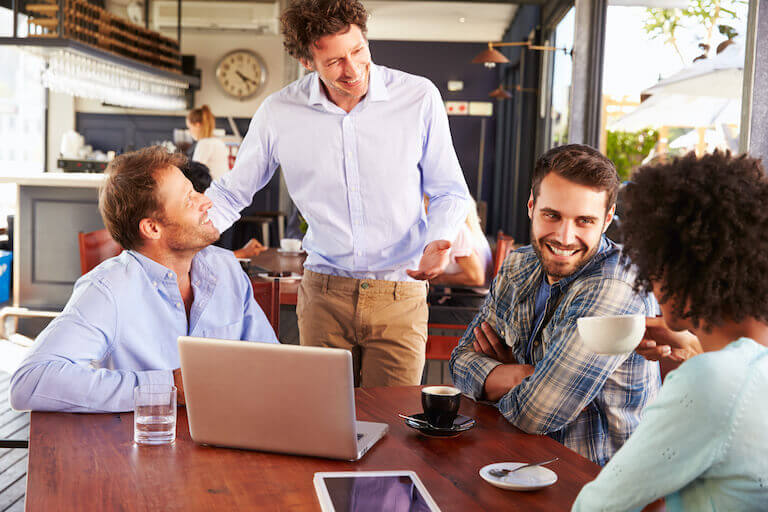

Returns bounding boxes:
[571,356,730,512]
[205,98,280,233]
[238,268,279,344]
[419,82,470,245]
[9,279,173,413]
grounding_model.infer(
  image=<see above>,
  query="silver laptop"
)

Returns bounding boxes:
[177,337,388,461]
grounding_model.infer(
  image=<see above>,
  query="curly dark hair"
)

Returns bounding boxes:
[532,144,620,212]
[280,0,368,63]
[622,150,768,329]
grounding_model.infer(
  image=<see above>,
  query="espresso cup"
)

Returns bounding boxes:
[421,386,461,428]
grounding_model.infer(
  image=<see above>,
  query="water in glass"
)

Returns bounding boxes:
[134,385,177,445]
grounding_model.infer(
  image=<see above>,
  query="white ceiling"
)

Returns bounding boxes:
[364,1,519,42]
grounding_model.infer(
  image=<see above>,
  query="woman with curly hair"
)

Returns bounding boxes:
[572,150,768,511]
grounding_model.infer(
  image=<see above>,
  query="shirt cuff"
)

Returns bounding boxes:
[463,353,503,399]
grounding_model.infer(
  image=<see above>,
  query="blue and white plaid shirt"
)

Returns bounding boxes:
[450,236,661,466]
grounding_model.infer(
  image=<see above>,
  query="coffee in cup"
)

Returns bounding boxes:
[421,386,461,428]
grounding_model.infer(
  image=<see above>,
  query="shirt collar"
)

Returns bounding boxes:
[126,249,214,284]
[366,63,389,103]
[306,62,389,110]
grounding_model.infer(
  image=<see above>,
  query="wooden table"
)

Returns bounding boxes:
[249,248,306,305]
[26,386,600,511]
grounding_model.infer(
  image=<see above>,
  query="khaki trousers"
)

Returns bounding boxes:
[297,270,428,387]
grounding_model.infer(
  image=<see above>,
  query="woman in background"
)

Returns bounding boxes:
[429,197,492,289]
[186,105,229,180]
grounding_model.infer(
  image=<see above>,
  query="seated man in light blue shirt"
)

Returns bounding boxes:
[10,146,278,413]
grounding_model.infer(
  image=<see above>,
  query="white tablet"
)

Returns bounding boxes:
[313,471,441,512]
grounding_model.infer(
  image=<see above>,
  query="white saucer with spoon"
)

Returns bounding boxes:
[479,458,559,491]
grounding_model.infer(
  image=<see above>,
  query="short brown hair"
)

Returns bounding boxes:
[99,146,187,251]
[280,0,368,63]
[532,144,620,211]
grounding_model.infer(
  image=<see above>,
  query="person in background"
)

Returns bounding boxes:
[187,105,230,180]
[449,144,660,466]
[572,151,768,512]
[428,197,492,290]
[205,0,470,387]
[9,147,278,413]
[182,160,266,259]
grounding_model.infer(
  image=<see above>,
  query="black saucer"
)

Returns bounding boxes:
[403,413,476,437]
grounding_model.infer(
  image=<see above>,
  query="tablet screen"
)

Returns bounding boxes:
[322,475,434,512]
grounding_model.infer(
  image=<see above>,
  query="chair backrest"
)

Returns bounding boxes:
[492,231,515,277]
[251,279,280,338]
[425,323,468,361]
[78,229,123,275]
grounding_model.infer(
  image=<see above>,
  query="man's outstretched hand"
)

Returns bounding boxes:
[407,240,452,280]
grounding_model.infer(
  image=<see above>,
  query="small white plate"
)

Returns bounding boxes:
[479,462,558,491]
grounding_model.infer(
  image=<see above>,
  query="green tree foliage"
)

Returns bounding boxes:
[606,129,659,181]
[643,0,745,63]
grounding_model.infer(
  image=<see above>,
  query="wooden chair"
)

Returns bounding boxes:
[251,279,280,338]
[78,229,122,275]
[423,323,468,384]
[492,231,515,277]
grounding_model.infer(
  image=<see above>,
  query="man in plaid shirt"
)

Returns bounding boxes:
[449,145,660,466]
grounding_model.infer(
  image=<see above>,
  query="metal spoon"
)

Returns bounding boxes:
[487,457,559,478]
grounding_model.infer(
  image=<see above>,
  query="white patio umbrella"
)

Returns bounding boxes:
[643,42,744,99]
[608,93,740,131]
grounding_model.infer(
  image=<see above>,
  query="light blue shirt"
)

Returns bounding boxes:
[206,63,470,281]
[9,246,278,413]
[572,338,768,511]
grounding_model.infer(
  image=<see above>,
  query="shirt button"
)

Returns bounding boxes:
[166,272,173,278]
[176,302,182,308]
[152,281,158,287]
[356,251,363,256]
[361,282,369,290]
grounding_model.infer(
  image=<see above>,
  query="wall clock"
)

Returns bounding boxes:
[215,49,268,100]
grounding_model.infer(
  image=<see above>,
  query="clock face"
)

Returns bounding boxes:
[215,49,268,100]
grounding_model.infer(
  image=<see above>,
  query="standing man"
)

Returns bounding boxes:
[450,145,660,465]
[205,0,470,387]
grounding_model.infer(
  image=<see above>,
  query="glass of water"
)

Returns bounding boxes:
[133,385,177,445]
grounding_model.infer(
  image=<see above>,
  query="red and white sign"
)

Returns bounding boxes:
[445,101,469,116]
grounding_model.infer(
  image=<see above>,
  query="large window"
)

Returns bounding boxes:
[601,1,748,180]
[0,8,45,225]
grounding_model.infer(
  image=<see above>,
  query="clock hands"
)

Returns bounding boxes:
[235,70,258,86]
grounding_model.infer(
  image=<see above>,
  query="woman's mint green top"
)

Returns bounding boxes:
[572,338,768,512]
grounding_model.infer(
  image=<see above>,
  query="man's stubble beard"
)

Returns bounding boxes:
[530,226,602,281]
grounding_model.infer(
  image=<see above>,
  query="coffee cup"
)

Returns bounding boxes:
[577,314,645,355]
[421,386,461,428]
[280,238,302,252]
